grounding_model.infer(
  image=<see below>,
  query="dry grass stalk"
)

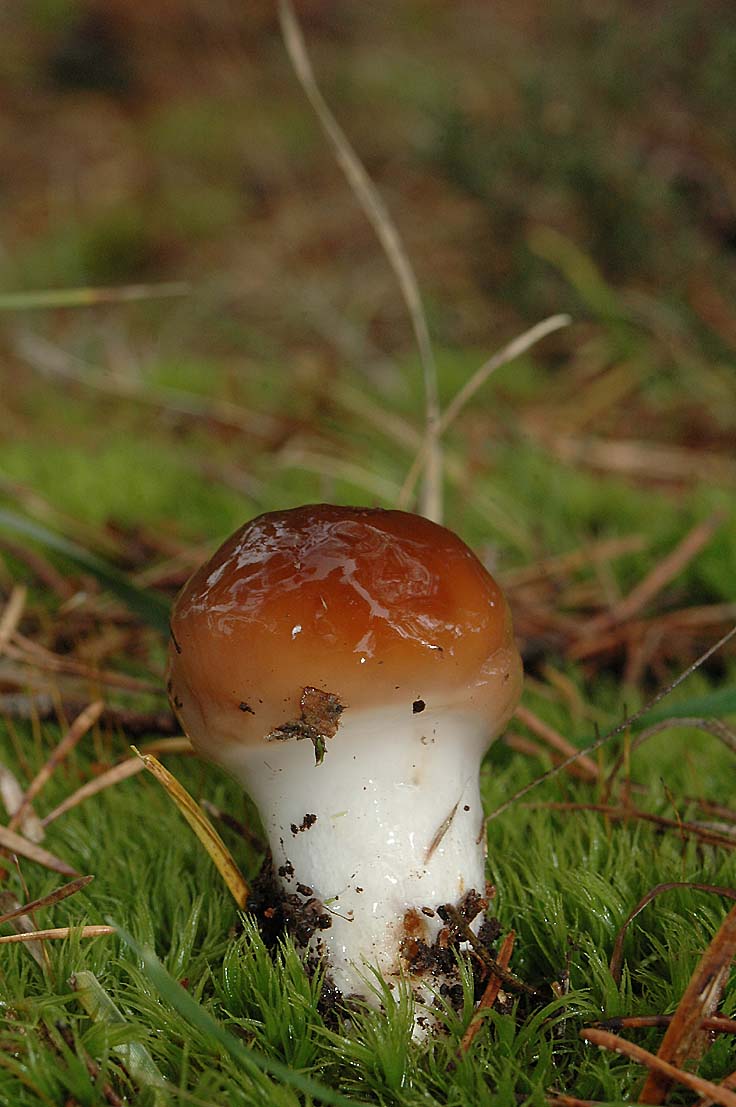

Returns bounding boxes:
[16,330,280,440]
[638,902,736,1103]
[459,930,515,1053]
[134,748,248,909]
[277,0,442,522]
[0,925,114,945]
[399,314,572,509]
[9,701,104,833]
[333,381,529,548]
[609,883,736,985]
[0,282,189,309]
[547,433,736,486]
[277,446,402,501]
[580,1028,736,1107]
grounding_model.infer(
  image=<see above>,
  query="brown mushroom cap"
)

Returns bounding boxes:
[168,504,521,757]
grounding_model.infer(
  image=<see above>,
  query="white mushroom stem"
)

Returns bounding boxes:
[220,707,491,1006]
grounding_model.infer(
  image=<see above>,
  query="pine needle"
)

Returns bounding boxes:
[0,925,114,944]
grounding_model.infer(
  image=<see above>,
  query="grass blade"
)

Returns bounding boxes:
[636,686,736,725]
[72,970,170,1106]
[0,283,189,310]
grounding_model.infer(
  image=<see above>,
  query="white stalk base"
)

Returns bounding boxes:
[226,707,492,1025]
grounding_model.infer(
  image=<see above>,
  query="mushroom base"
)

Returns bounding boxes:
[225,706,494,1024]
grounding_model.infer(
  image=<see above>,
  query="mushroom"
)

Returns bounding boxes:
[167,504,522,1020]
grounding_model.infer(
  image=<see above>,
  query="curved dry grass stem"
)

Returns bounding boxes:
[134,748,249,909]
[277,0,442,521]
[397,313,571,510]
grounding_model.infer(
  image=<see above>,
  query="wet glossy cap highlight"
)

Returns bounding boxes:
[167,504,521,756]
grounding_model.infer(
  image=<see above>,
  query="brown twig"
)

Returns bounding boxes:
[546,1096,608,1107]
[638,902,736,1103]
[577,512,724,638]
[459,931,515,1053]
[505,534,648,589]
[504,734,599,781]
[7,635,162,694]
[440,904,535,996]
[688,799,736,824]
[0,694,179,737]
[0,538,76,600]
[580,1027,736,1107]
[199,799,267,851]
[593,1015,736,1034]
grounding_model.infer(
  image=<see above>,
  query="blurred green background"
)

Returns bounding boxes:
[1,0,734,677]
